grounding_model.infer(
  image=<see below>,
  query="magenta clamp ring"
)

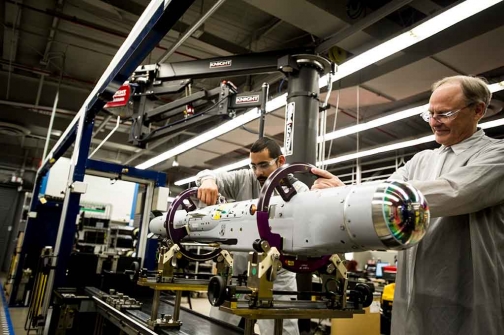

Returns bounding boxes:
[256,163,331,273]
[165,187,221,261]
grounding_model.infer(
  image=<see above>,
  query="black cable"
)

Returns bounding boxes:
[278,77,286,93]
[346,0,365,20]
[240,125,259,135]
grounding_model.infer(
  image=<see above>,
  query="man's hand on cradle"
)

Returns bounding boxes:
[198,179,219,205]
[311,167,345,190]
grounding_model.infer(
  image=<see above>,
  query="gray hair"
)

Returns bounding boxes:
[432,75,492,108]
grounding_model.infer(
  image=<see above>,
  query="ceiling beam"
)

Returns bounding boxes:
[103,0,250,55]
[3,0,23,100]
[409,0,443,15]
[242,0,348,38]
[158,0,228,63]
[0,0,5,56]
[316,0,414,53]
[5,0,199,60]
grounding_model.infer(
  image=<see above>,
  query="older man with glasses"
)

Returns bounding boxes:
[310,75,504,335]
[196,136,307,335]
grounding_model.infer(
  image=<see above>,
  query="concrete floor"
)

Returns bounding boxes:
[3,295,217,335]
[0,281,238,335]
[9,307,28,335]
[182,294,213,317]
[1,273,28,335]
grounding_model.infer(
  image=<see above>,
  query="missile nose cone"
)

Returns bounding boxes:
[372,180,430,249]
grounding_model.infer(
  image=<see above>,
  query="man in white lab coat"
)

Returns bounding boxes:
[311,75,504,335]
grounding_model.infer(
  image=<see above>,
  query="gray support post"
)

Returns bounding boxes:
[284,55,331,335]
[137,181,154,268]
[274,319,283,335]
[244,319,255,335]
[285,65,321,186]
[150,290,160,322]
[172,291,182,321]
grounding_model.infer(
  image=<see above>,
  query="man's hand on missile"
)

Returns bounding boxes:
[198,179,219,205]
[311,167,345,190]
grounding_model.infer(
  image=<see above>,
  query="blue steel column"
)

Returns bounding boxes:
[54,119,94,288]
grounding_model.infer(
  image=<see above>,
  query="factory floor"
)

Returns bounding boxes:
[0,276,331,335]
[1,273,24,334]
[1,297,215,335]
[0,277,228,335]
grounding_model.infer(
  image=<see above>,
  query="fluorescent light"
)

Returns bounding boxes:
[138,95,287,170]
[136,109,260,169]
[174,79,504,185]
[329,0,503,83]
[137,0,502,169]
[266,94,287,112]
[331,33,413,82]
[410,0,501,39]
[173,117,504,185]
[214,158,250,172]
[319,104,428,142]
[319,80,504,143]
[480,117,504,129]
[174,158,250,186]
[488,81,504,93]
[320,135,435,166]
[320,118,504,167]
[174,147,287,186]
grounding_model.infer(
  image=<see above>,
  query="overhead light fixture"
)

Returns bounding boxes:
[323,0,503,85]
[137,0,502,170]
[266,94,287,112]
[320,117,504,167]
[175,149,287,186]
[175,81,504,185]
[174,117,504,185]
[479,117,504,129]
[136,109,260,169]
[319,104,428,142]
[174,158,250,186]
[319,81,504,142]
[320,135,434,166]
[489,81,504,93]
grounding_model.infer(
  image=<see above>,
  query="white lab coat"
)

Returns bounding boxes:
[389,129,504,335]
[197,168,307,335]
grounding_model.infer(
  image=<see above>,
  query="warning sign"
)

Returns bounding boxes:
[104,84,131,108]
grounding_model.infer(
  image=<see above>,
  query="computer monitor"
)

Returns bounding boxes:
[376,262,389,278]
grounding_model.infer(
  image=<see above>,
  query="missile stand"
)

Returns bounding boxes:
[164,163,376,335]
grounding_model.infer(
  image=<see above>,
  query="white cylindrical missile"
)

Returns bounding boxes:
[150,180,429,256]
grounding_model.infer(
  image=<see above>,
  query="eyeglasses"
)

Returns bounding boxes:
[420,104,473,123]
[249,158,278,171]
